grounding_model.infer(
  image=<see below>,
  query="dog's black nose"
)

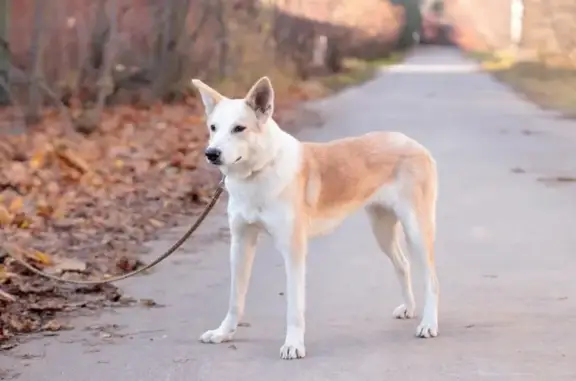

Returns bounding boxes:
[204,147,222,163]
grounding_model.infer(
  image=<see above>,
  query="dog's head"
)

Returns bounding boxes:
[191,77,275,173]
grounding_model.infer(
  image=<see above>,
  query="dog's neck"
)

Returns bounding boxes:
[223,118,300,183]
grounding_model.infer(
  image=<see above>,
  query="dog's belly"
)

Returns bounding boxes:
[307,215,346,237]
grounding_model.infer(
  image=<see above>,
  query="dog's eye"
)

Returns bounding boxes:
[232,125,246,133]
[210,124,216,132]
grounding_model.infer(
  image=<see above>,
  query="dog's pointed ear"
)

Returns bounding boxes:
[191,79,224,116]
[245,76,274,123]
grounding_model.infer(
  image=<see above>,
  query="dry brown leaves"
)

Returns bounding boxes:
[0,101,222,347]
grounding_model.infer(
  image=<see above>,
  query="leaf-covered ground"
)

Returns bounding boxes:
[0,100,228,347]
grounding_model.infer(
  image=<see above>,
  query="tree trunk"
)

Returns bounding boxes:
[27,0,47,123]
[152,0,192,99]
[0,0,9,105]
[215,0,229,80]
[95,0,118,117]
[393,0,423,50]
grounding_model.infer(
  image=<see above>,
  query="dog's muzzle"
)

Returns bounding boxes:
[204,147,223,165]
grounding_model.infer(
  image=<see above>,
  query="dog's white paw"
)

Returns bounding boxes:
[392,304,415,319]
[415,319,438,338]
[279,341,306,360]
[199,328,235,344]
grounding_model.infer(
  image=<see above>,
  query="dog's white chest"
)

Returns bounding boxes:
[226,180,287,227]
[232,198,266,225]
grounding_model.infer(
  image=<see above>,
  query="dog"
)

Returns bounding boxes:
[191,76,440,360]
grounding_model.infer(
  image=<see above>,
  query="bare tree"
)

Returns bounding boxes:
[94,0,119,117]
[151,0,193,99]
[0,0,9,105]
[72,0,120,134]
[215,0,229,80]
[27,0,47,124]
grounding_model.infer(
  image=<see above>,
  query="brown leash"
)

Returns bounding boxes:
[2,178,225,286]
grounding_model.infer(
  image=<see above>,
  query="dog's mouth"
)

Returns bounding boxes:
[206,156,242,167]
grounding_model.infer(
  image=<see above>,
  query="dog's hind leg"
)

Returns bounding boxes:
[366,204,416,320]
[396,191,439,338]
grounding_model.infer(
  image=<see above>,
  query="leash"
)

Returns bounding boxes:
[2,178,226,286]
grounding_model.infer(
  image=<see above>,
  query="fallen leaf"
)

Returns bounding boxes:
[115,256,144,273]
[7,315,37,333]
[29,300,65,312]
[45,257,87,275]
[8,197,23,213]
[0,265,17,284]
[139,298,164,308]
[42,320,66,332]
[12,212,31,229]
[29,150,47,170]
[36,199,54,219]
[55,145,90,174]
[0,205,13,226]
[25,250,54,266]
[0,288,16,302]
[148,218,164,228]
[0,343,17,351]
[4,162,28,186]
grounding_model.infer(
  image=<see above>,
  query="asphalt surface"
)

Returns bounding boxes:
[3,47,576,380]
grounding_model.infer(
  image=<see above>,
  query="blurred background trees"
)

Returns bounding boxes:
[0,0,9,105]
[391,0,423,49]
[0,0,409,132]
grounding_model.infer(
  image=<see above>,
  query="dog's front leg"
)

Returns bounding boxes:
[274,224,307,360]
[200,221,259,344]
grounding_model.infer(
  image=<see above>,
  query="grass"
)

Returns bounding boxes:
[318,52,405,92]
[465,50,497,62]
[469,49,576,118]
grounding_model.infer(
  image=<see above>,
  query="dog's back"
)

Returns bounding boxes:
[297,131,436,228]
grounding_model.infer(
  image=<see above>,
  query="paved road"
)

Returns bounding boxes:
[3,47,576,380]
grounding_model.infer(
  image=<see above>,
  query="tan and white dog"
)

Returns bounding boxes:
[191,76,440,360]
